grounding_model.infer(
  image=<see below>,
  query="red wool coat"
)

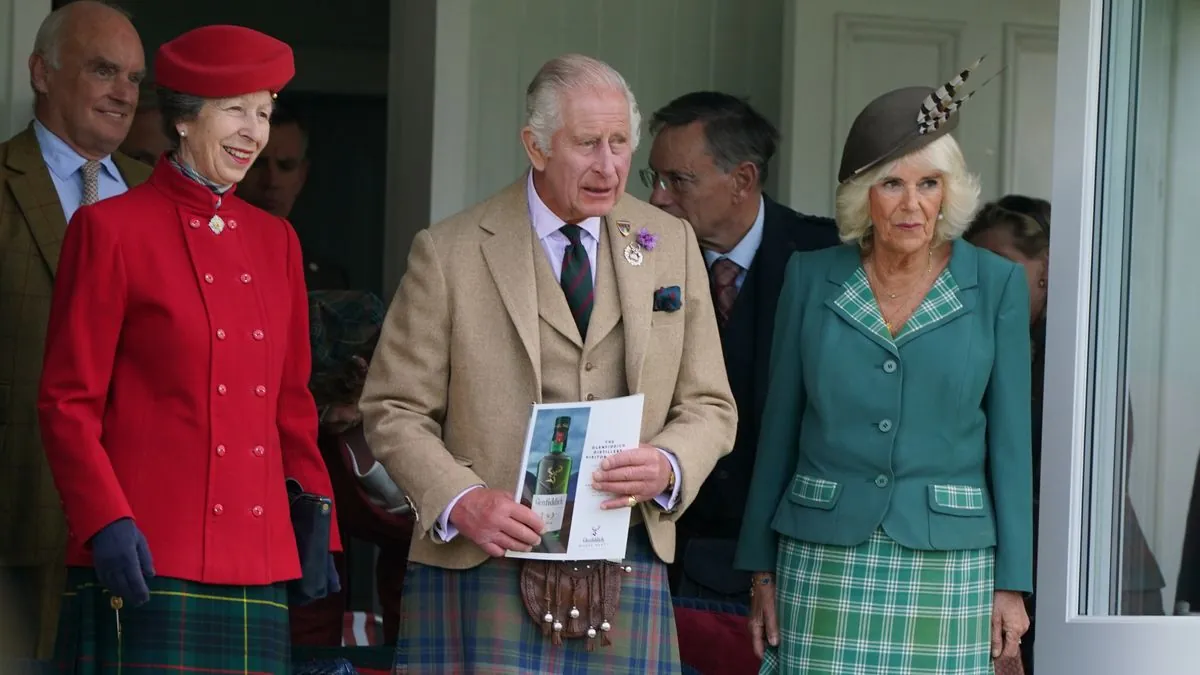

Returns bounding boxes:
[37,157,340,586]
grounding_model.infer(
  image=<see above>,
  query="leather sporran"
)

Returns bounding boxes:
[519,559,626,651]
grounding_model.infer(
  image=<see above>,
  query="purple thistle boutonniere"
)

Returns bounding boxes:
[636,228,657,251]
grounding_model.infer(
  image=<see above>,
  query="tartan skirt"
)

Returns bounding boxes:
[763,528,995,675]
[53,567,291,674]
[394,527,679,674]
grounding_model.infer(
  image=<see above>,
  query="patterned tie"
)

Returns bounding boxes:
[559,224,594,339]
[710,257,742,326]
[80,160,102,206]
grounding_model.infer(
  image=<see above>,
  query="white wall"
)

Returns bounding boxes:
[0,0,51,139]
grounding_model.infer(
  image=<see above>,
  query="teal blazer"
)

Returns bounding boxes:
[733,241,1034,593]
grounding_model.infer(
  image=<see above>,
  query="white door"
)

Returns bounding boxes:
[778,0,1059,215]
[1037,0,1200,670]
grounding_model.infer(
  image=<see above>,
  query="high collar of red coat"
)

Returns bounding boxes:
[147,153,240,214]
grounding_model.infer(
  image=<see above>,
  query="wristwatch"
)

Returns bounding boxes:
[665,468,677,494]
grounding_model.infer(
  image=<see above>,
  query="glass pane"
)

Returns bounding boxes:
[1084,0,1192,617]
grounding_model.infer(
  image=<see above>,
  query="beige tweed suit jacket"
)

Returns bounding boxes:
[361,176,737,571]
[0,124,152,656]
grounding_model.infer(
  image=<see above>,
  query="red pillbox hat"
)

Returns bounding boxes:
[155,25,294,99]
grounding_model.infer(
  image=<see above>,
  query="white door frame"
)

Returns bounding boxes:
[1036,0,1200,669]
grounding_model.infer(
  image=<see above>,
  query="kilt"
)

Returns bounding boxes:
[394,527,679,674]
[764,527,995,675]
[53,567,291,674]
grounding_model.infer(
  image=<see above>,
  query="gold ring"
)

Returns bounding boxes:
[626,495,638,508]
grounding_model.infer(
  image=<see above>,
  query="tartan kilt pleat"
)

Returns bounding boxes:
[53,566,291,675]
[394,526,679,674]
[763,528,995,675]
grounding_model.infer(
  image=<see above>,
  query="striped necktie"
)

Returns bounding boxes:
[559,224,593,339]
[81,160,102,206]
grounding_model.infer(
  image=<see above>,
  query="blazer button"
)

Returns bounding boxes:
[217,384,227,395]
[253,445,265,457]
[240,273,252,284]
[251,505,264,517]
[228,219,238,229]
[212,504,224,516]
[875,474,890,488]
[586,393,595,401]
[216,444,226,457]
[883,359,898,373]
[252,329,265,341]
[877,419,893,432]
[204,273,214,284]
[189,218,201,228]
[216,329,226,340]
[585,362,594,371]
[255,385,267,397]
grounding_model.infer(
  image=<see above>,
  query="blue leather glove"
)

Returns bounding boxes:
[325,553,341,595]
[89,517,155,607]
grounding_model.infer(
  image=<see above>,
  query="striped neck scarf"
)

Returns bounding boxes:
[169,152,234,200]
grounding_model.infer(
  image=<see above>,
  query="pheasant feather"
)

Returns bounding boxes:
[916,55,987,134]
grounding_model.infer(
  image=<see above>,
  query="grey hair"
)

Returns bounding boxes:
[525,54,641,156]
[32,1,132,71]
[834,134,980,249]
[156,87,207,150]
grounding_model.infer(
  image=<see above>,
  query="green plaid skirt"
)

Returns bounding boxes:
[53,567,291,674]
[763,528,995,675]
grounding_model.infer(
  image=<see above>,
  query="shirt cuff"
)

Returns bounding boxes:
[653,448,682,512]
[433,484,484,543]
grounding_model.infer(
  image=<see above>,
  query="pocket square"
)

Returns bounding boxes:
[653,286,682,312]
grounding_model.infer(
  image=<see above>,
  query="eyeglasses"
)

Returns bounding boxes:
[639,168,696,194]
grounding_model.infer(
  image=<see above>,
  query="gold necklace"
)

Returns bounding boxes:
[868,248,936,333]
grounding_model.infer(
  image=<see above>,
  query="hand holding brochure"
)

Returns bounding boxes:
[506,394,645,561]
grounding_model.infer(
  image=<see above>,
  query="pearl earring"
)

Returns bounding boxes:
[178,129,187,138]
[937,212,944,220]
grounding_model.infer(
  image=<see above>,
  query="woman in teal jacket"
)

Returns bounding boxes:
[735,62,1034,675]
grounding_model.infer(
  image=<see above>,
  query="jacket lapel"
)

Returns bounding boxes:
[480,179,542,394]
[6,127,68,277]
[584,225,621,348]
[112,151,153,187]
[605,202,656,393]
[822,245,900,357]
[893,240,978,348]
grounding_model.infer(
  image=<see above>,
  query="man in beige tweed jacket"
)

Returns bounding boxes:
[361,54,736,672]
[0,1,149,660]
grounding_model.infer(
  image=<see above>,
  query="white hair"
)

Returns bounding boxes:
[525,53,641,156]
[834,134,980,249]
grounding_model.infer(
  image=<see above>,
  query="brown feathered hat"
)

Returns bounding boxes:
[837,56,995,184]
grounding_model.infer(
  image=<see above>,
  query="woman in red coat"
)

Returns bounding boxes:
[37,25,340,674]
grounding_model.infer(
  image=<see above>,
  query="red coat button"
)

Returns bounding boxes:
[240,273,252,284]
[212,504,224,515]
[204,273,214,284]
[253,445,265,457]
[255,385,266,397]
[216,329,226,340]
[228,219,238,229]
[189,218,201,228]
[251,505,263,517]
[217,384,227,395]
[216,445,226,457]
[252,329,264,341]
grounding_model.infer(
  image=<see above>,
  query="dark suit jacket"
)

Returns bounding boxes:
[672,196,839,598]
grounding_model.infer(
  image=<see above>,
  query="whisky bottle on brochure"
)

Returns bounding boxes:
[532,415,572,540]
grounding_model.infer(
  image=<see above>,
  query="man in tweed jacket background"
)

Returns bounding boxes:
[0,1,150,660]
